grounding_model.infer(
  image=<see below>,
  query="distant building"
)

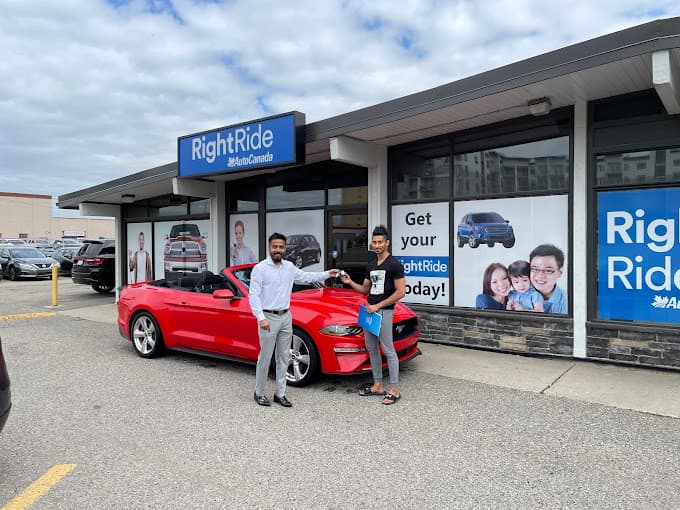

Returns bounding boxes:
[0,192,114,240]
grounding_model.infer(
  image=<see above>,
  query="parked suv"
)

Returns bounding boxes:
[285,234,321,268]
[457,212,515,248]
[163,224,207,279]
[72,239,116,293]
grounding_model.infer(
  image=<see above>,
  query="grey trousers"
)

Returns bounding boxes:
[364,309,398,386]
[255,311,292,397]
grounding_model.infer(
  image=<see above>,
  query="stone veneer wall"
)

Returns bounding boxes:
[412,306,573,356]
[586,323,680,369]
[412,306,680,370]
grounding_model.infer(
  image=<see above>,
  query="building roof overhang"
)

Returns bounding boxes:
[58,16,680,210]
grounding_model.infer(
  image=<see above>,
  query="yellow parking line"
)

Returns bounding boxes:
[1,464,76,510]
[0,312,56,321]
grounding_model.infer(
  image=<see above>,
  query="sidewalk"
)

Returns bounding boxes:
[61,303,680,419]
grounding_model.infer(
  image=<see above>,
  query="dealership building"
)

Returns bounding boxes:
[59,17,680,370]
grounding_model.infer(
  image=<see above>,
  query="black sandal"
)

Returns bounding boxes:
[382,393,401,405]
[359,384,386,396]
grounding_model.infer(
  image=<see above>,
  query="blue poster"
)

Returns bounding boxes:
[598,187,680,324]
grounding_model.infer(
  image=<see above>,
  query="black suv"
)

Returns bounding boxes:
[72,239,116,293]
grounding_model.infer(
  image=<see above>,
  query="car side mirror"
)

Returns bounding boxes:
[505,220,509,224]
[213,289,237,300]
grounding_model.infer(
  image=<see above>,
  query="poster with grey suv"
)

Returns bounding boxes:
[266,210,324,271]
[453,195,568,313]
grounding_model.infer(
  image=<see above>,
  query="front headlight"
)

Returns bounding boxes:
[319,325,363,336]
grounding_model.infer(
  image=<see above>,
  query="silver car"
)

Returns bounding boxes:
[0,246,59,280]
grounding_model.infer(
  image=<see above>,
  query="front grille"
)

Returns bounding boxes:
[392,317,418,340]
[485,226,508,234]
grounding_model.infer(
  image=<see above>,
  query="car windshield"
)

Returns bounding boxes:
[231,267,322,292]
[471,212,505,223]
[170,224,200,237]
[9,247,45,258]
[287,235,302,244]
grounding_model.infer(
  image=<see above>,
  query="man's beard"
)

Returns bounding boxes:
[271,253,283,262]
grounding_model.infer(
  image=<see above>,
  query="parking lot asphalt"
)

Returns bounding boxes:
[56,300,680,419]
[1,278,679,509]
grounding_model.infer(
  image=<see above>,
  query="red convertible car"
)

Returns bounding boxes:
[117,264,420,386]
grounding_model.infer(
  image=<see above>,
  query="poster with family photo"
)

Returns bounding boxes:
[453,195,569,314]
[153,220,210,280]
[126,223,153,284]
[229,213,259,266]
[265,210,324,271]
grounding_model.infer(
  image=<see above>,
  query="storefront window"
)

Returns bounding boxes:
[328,185,368,205]
[454,137,569,198]
[228,179,260,212]
[190,198,210,215]
[391,141,450,201]
[149,196,188,217]
[596,148,680,186]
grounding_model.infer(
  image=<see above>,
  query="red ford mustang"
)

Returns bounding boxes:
[117,264,421,386]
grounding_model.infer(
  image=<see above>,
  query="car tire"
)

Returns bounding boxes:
[295,255,304,268]
[315,250,321,263]
[487,242,495,248]
[8,267,17,281]
[503,238,516,248]
[457,234,464,248]
[286,328,320,387]
[131,312,166,358]
[468,236,479,248]
[92,282,114,293]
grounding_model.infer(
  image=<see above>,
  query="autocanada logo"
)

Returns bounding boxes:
[651,295,680,309]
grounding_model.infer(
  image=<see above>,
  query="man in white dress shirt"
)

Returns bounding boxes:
[249,232,339,407]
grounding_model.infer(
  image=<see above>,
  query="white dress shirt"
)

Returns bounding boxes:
[249,257,330,321]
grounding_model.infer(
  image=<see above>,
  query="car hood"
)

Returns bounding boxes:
[14,257,54,264]
[291,287,416,322]
[168,235,202,242]
[475,222,511,228]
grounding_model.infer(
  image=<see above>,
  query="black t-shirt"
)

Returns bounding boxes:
[365,254,405,309]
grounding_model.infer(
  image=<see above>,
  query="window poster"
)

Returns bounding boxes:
[598,187,680,324]
[228,213,259,266]
[153,220,210,280]
[265,210,324,271]
[126,222,153,284]
[453,195,569,314]
[392,203,450,305]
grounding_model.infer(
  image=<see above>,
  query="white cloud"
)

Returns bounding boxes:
[0,0,679,212]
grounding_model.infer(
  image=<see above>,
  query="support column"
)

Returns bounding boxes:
[653,49,680,115]
[330,136,388,229]
[572,100,588,358]
[79,203,122,300]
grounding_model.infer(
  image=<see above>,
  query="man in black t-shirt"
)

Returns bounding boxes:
[341,225,405,405]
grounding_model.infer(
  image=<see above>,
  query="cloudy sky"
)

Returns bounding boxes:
[1,0,678,215]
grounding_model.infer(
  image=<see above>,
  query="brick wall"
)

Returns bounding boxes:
[587,323,680,369]
[411,305,680,370]
[412,306,573,356]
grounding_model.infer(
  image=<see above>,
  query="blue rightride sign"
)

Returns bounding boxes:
[177,112,305,177]
[598,187,680,324]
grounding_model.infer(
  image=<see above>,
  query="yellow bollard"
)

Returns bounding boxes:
[52,265,58,306]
